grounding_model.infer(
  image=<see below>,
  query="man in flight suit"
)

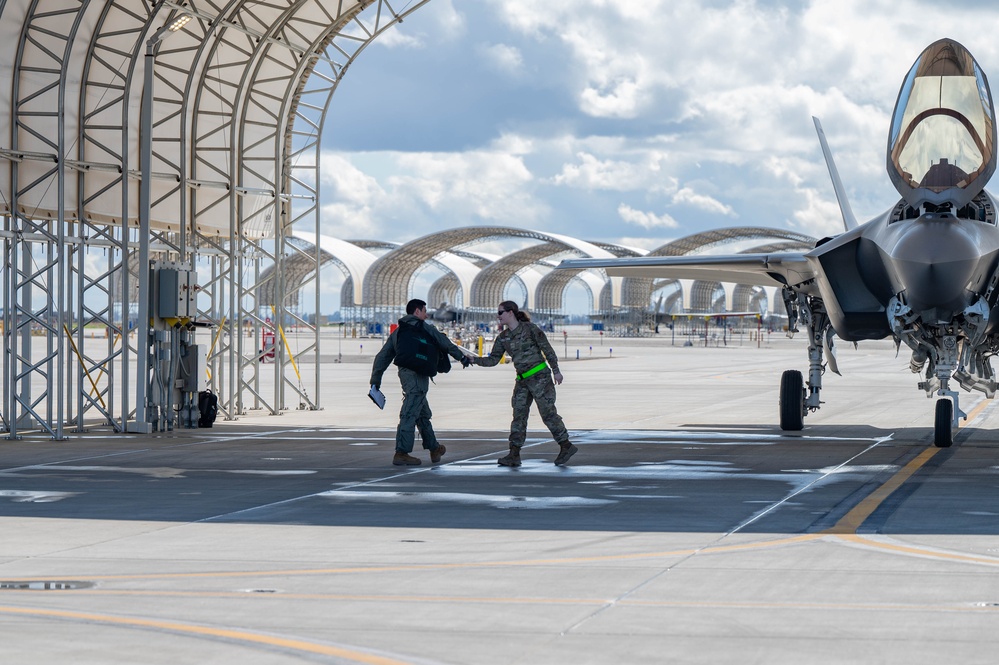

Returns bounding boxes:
[370,298,470,466]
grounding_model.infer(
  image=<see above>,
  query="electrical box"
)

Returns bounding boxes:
[156,264,198,319]
[179,343,207,392]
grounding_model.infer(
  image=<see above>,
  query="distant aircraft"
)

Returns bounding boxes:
[430,302,459,323]
[559,38,999,447]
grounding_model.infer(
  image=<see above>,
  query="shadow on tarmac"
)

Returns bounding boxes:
[2,422,998,535]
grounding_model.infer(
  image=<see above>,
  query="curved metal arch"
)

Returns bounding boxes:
[732,283,768,314]
[536,241,644,311]
[619,227,818,309]
[742,240,814,254]
[348,239,400,252]
[469,243,562,310]
[416,248,499,311]
[0,1,437,433]
[649,226,816,257]
[174,1,424,415]
[690,280,726,312]
[218,1,425,414]
[652,279,684,315]
[428,273,460,310]
[288,231,377,305]
[5,0,93,440]
[341,276,356,310]
[364,226,620,310]
[425,252,483,310]
[536,269,606,312]
[256,232,378,307]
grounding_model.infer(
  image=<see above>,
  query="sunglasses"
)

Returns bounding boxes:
[497,309,509,316]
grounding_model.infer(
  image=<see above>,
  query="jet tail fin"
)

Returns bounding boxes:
[813,116,858,232]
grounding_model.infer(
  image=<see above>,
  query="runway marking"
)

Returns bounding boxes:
[836,533,999,566]
[961,396,991,427]
[6,589,999,614]
[0,606,418,665]
[824,446,940,534]
[9,428,999,593]
[0,428,299,475]
[27,533,822,583]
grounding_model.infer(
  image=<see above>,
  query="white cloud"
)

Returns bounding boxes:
[791,188,848,238]
[552,151,672,191]
[672,187,735,217]
[320,153,385,206]
[327,1,999,249]
[614,236,677,251]
[618,203,679,230]
[479,43,524,75]
[390,151,538,220]
[374,0,464,48]
[319,148,548,238]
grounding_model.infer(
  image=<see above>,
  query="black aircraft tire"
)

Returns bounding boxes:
[779,370,805,431]
[934,398,954,448]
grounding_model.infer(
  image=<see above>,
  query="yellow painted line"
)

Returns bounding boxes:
[0,606,413,665]
[12,535,825,584]
[838,533,999,567]
[6,590,997,613]
[823,446,940,535]
[2,589,611,605]
[961,397,991,427]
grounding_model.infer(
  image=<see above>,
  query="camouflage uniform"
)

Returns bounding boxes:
[474,322,569,448]
[370,315,467,454]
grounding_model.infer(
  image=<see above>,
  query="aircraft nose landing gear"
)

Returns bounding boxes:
[934,397,954,447]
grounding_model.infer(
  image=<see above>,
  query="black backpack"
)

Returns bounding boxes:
[198,390,219,428]
[436,349,452,374]
[394,321,440,377]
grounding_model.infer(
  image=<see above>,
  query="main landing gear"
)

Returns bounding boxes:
[779,370,805,431]
[779,289,835,432]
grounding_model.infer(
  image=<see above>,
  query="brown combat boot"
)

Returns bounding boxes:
[554,441,578,466]
[497,445,522,467]
[430,444,447,464]
[393,452,422,466]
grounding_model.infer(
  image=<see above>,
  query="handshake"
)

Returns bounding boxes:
[460,355,472,368]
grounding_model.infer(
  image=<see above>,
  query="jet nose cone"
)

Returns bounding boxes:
[891,218,980,311]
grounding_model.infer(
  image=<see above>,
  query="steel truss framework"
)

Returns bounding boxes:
[0,0,429,437]
[616,227,816,311]
[271,226,813,335]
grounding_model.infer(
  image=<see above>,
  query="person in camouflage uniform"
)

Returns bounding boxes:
[472,300,577,467]
[370,298,470,466]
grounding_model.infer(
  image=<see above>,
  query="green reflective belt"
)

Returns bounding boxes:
[516,362,548,381]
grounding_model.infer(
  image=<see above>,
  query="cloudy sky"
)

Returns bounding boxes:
[314,0,999,310]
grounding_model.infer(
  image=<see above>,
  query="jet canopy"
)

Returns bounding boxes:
[888,38,997,210]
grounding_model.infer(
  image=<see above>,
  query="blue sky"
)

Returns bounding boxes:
[313,0,999,312]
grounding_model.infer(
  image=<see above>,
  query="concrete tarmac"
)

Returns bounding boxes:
[4,331,999,664]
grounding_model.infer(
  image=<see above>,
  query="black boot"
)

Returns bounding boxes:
[498,445,522,467]
[554,441,578,466]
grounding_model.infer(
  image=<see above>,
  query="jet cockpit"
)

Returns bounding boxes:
[888,38,997,211]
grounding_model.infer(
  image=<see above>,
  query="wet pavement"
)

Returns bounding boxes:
[4,335,999,663]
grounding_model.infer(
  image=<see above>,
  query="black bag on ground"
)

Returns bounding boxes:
[198,390,219,428]
[393,321,439,377]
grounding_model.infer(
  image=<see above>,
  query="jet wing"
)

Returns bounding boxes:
[557,252,817,290]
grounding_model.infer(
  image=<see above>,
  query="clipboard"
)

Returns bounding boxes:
[368,385,386,410]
